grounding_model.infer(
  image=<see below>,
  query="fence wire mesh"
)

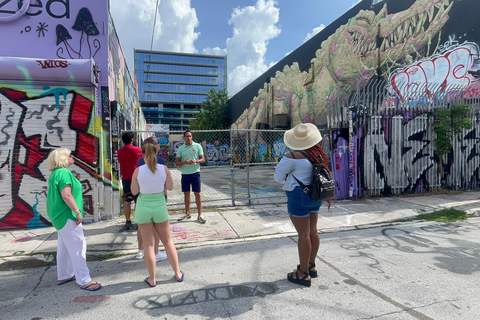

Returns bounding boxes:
[120,129,294,210]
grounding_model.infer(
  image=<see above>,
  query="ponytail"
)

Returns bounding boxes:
[141,144,157,174]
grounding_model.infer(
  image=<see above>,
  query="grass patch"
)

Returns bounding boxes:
[413,208,467,222]
[95,253,126,261]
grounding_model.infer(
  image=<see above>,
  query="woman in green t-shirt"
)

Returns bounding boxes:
[46,148,102,291]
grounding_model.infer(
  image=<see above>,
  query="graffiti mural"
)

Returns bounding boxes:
[230,0,480,198]
[206,142,229,166]
[0,83,98,230]
[232,0,456,130]
[388,42,480,101]
[56,8,101,59]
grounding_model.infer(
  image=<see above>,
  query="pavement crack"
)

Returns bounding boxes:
[24,265,50,299]
[354,298,460,320]
[318,255,434,320]
[219,211,240,238]
[33,232,55,252]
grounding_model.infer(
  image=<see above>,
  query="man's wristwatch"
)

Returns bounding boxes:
[74,209,81,215]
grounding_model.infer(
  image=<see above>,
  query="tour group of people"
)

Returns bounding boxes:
[46,124,332,290]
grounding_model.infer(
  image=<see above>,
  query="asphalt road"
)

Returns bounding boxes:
[2,217,479,319]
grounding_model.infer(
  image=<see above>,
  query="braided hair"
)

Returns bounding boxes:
[303,143,333,208]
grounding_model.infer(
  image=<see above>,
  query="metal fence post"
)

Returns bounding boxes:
[247,129,251,205]
[230,128,235,206]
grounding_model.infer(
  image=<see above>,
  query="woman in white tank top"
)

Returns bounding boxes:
[131,144,184,286]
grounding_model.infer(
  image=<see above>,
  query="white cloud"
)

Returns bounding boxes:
[111,0,280,97]
[303,24,325,43]
[225,0,281,96]
[110,0,199,71]
[202,47,227,56]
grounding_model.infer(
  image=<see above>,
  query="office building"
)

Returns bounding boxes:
[135,50,227,131]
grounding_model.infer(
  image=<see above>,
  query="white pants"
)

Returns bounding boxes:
[56,219,91,285]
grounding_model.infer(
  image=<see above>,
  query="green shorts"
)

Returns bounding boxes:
[134,193,169,224]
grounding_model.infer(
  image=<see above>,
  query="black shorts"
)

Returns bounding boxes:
[122,180,137,202]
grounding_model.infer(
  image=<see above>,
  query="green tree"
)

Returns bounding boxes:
[189,88,230,130]
[433,104,472,175]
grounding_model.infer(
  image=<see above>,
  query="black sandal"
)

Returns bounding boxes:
[297,262,317,278]
[287,270,311,287]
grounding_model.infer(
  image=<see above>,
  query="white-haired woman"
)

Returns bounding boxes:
[274,123,333,287]
[131,143,183,287]
[46,148,101,291]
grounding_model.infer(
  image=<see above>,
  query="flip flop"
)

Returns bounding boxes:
[80,282,102,291]
[57,276,75,286]
[144,277,156,287]
[176,271,184,282]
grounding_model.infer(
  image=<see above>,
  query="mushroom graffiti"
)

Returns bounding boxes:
[55,24,79,59]
[72,7,100,58]
[55,8,101,59]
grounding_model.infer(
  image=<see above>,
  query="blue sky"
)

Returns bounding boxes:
[111,0,362,96]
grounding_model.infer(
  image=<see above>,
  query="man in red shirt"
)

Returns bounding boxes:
[117,132,142,230]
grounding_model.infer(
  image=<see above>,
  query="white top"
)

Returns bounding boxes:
[137,164,166,194]
[274,157,313,191]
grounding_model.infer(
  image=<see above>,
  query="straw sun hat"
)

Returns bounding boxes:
[284,123,322,150]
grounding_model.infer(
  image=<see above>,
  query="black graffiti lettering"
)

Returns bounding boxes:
[25,0,43,17]
[46,0,69,19]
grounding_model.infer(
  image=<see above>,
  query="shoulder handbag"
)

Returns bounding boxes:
[291,151,335,201]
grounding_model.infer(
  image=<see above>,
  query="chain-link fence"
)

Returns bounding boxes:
[119,129,294,211]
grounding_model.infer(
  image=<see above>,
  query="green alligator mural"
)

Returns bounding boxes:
[232,0,453,130]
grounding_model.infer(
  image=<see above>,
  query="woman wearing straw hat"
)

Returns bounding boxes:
[274,123,333,287]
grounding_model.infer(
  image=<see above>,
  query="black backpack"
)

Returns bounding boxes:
[291,151,335,201]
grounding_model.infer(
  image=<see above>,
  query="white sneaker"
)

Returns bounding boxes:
[155,251,168,261]
[136,250,144,260]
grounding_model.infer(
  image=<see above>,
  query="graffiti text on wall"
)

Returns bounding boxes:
[389,42,480,101]
[0,86,97,230]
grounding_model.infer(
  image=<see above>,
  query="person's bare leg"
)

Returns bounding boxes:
[194,192,202,217]
[184,192,191,216]
[137,230,143,251]
[289,215,312,279]
[154,230,160,255]
[154,221,183,280]
[137,223,156,286]
[124,200,131,222]
[308,213,320,273]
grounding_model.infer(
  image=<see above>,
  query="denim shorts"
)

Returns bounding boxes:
[181,172,201,193]
[286,187,323,217]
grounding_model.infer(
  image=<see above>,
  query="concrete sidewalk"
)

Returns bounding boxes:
[1,191,479,268]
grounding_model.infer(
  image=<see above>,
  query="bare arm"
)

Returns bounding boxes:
[60,185,82,225]
[197,154,205,164]
[131,167,140,195]
[164,166,173,191]
[175,156,184,167]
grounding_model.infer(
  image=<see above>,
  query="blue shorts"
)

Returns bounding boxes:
[181,172,201,193]
[286,187,322,217]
